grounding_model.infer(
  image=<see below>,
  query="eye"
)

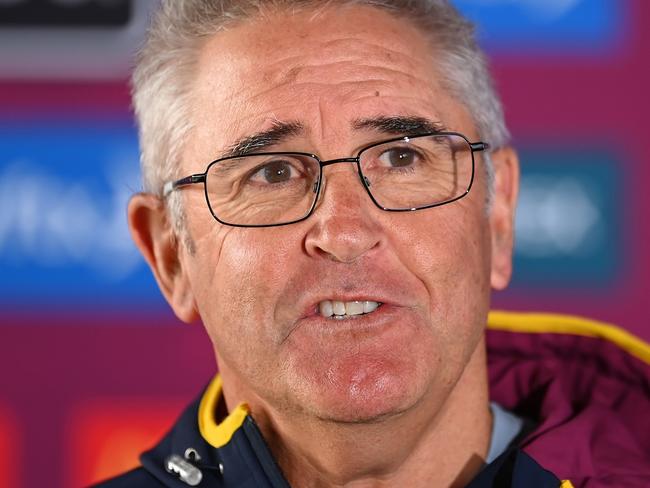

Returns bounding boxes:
[249,159,299,184]
[377,147,421,168]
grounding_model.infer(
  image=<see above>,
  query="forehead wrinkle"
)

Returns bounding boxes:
[289,62,422,86]
[245,79,393,110]
[243,64,429,110]
[242,29,428,88]
[271,38,424,77]
[319,36,428,71]
[273,55,425,90]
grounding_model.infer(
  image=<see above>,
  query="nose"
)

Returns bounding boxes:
[304,164,383,263]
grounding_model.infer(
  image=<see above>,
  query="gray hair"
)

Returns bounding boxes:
[132,0,509,229]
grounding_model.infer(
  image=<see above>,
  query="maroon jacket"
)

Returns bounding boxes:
[487,312,650,487]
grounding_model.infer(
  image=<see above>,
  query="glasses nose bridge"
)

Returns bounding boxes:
[316,155,366,191]
[319,156,359,168]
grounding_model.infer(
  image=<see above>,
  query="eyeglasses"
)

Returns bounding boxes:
[163,131,489,228]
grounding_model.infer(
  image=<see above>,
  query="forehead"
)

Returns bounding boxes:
[187,4,474,162]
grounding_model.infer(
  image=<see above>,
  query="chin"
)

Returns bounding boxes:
[292,353,429,424]
[280,313,440,423]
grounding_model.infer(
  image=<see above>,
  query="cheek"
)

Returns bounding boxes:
[402,203,490,286]
[192,228,294,348]
[397,204,491,351]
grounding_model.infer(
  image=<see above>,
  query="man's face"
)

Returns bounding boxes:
[174,5,513,422]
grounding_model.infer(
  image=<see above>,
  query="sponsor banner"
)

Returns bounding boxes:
[0,118,164,309]
[512,147,624,287]
[455,0,626,53]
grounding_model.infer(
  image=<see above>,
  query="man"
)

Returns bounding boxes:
[98,1,650,486]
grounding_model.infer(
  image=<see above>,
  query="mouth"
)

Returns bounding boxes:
[318,300,382,320]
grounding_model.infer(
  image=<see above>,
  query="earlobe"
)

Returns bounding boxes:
[488,147,520,291]
[128,193,199,323]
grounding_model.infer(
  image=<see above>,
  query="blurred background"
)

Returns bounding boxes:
[1,0,648,486]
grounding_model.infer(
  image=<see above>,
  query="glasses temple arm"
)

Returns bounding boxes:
[469,142,490,152]
[162,174,206,196]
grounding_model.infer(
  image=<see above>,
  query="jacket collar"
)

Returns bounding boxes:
[139,376,290,487]
[137,375,562,487]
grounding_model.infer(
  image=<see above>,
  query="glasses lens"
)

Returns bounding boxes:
[205,153,320,226]
[359,134,473,210]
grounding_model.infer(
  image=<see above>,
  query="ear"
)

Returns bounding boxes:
[488,146,520,290]
[128,193,199,323]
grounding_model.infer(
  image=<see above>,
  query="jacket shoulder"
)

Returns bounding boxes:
[91,467,161,487]
[487,311,650,485]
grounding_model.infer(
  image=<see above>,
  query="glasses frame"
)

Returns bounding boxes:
[163,131,489,228]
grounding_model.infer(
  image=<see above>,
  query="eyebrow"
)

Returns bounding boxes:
[222,120,304,158]
[219,115,444,160]
[353,115,446,135]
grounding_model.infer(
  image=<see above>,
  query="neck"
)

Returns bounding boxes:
[221,337,491,488]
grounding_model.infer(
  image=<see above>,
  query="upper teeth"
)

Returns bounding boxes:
[318,300,381,318]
